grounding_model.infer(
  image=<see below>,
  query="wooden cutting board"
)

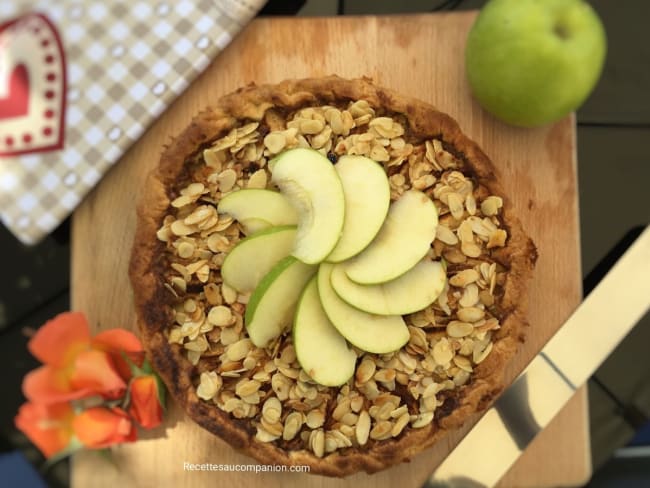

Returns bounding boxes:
[71,12,590,488]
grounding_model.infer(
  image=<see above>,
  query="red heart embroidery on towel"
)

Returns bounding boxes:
[0,64,29,118]
[0,13,66,156]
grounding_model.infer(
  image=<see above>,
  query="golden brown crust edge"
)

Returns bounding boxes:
[129,75,537,477]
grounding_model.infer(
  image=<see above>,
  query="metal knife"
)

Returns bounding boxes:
[426,226,650,488]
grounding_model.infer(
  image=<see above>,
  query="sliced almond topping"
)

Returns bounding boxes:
[255,425,279,443]
[447,192,464,220]
[309,429,325,458]
[356,357,376,384]
[453,355,473,372]
[170,220,196,237]
[457,307,485,323]
[262,396,282,424]
[282,411,304,441]
[196,264,210,283]
[487,229,508,249]
[208,305,233,326]
[449,269,479,288]
[356,410,371,445]
[299,119,325,135]
[184,205,214,226]
[332,398,352,421]
[459,283,480,307]
[370,420,393,441]
[227,338,252,362]
[447,321,474,338]
[197,371,222,401]
[203,149,223,169]
[217,169,237,192]
[235,379,261,398]
[220,325,240,345]
[411,412,434,429]
[391,412,410,437]
[207,233,229,253]
[432,338,454,365]
[247,169,268,189]
[473,340,494,364]
[306,409,325,429]
[480,196,503,216]
[177,241,195,259]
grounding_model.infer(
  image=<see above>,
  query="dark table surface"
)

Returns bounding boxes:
[1,1,648,487]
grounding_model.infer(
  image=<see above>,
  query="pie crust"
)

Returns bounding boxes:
[129,76,536,476]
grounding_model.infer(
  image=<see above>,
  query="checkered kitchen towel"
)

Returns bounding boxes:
[0,0,266,244]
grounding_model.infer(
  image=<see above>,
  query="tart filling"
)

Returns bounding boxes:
[130,77,536,476]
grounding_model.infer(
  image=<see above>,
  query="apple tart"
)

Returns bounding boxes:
[129,76,536,476]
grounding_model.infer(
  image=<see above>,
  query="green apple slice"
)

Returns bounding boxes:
[330,259,446,315]
[239,218,272,235]
[318,263,409,354]
[217,189,298,232]
[221,225,296,293]
[344,190,439,284]
[270,148,345,264]
[293,278,356,386]
[245,257,317,348]
[326,155,390,263]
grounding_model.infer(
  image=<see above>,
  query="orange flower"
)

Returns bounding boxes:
[128,375,163,429]
[15,402,75,458]
[15,402,138,458]
[22,312,144,404]
[73,407,137,449]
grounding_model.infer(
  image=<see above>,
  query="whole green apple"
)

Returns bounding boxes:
[465,0,606,127]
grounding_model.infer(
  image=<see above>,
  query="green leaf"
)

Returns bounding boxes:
[121,350,145,377]
[154,372,167,411]
[142,358,153,375]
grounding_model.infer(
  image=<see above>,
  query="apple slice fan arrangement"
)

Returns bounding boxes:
[223,148,445,386]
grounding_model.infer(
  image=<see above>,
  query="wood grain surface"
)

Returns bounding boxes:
[71,12,590,488]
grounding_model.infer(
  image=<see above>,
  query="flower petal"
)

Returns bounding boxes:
[28,312,91,367]
[15,402,74,458]
[22,365,91,404]
[128,376,163,429]
[92,329,142,354]
[73,407,137,449]
[93,329,145,379]
[70,350,126,400]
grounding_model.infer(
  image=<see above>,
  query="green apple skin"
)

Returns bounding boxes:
[221,225,296,293]
[326,155,390,263]
[245,256,317,348]
[217,189,298,231]
[270,148,345,265]
[466,0,606,127]
[331,259,446,316]
[344,190,438,284]
[293,278,357,387]
[318,263,409,354]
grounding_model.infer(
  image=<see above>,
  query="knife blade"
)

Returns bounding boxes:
[426,226,650,488]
